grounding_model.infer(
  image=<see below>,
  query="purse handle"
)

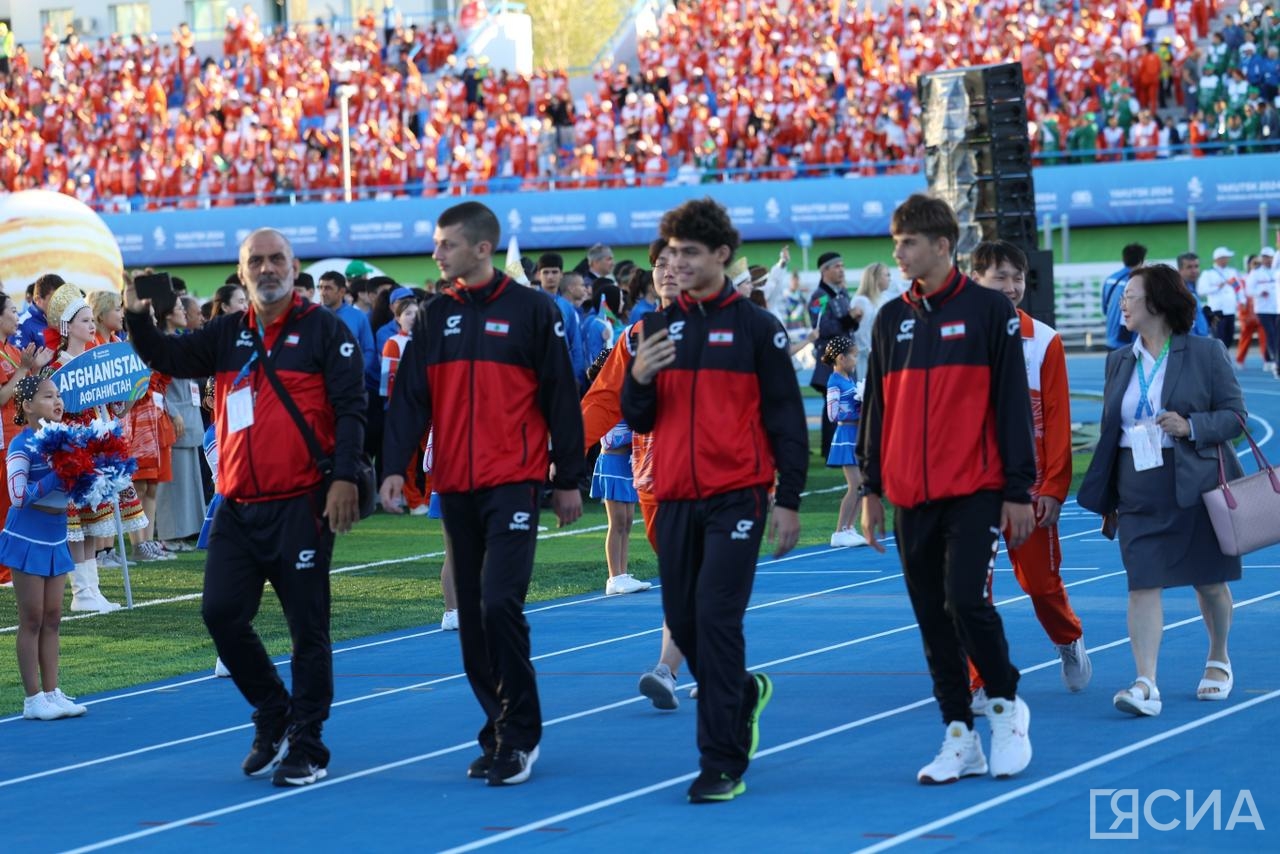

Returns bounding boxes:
[1215,412,1280,510]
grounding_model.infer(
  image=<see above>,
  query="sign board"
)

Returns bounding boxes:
[50,342,152,413]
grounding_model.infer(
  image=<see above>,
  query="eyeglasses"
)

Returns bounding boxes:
[1120,292,1145,303]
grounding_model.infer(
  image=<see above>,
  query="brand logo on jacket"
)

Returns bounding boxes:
[731,519,754,540]
[339,342,355,357]
[554,321,565,339]
[236,330,254,348]
[897,319,916,343]
[774,331,788,349]
[1007,317,1020,336]
[296,549,317,570]
[509,511,532,531]
[668,321,685,342]
[444,315,463,336]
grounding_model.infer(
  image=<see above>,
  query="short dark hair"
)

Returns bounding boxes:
[648,238,668,266]
[438,201,500,251]
[1129,264,1197,334]
[35,273,66,301]
[294,272,315,291]
[224,271,242,285]
[971,240,1028,276]
[319,270,347,290]
[1122,242,1148,268]
[537,252,563,271]
[890,194,959,256]
[1176,252,1199,268]
[658,197,740,259]
[171,276,188,295]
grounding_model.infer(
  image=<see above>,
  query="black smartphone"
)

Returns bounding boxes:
[134,272,175,302]
[642,311,668,339]
[1101,511,1118,541]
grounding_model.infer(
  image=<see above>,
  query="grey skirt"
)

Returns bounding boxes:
[1116,448,1242,590]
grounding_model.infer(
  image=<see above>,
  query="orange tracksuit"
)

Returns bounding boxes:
[581,324,659,553]
[971,310,1082,689]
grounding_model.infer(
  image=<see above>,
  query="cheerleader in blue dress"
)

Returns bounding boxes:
[822,337,868,548]
[1,377,88,720]
[586,351,650,596]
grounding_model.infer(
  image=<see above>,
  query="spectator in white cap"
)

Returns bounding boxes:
[1197,247,1243,354]
[1246,246,1279,375]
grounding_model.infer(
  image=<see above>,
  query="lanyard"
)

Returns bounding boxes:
[231,319,272,388]
[1134,338,1170,420]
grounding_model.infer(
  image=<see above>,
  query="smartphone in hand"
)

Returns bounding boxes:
[642,311,668,339]
[134,272,175,302]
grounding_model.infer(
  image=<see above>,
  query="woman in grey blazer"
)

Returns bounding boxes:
[1078,264,1245,717]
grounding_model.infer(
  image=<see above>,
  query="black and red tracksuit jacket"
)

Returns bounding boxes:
[857,268,1035,510]
[125,293,367,502]
[620,282,808,509]
[382,271,584,494]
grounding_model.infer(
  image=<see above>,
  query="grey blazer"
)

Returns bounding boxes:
[1078,333,1246,515]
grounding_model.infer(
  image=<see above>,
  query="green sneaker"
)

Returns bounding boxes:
[747,672,773,759]
[687,769,746,803]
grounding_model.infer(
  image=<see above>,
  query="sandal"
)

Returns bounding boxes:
[1197,660,1233,701]
[1114,676,1162,717]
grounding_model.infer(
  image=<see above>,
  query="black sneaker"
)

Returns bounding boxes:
[241,716,290,778]
[745,672,773,759]
[486,745,540,786]
[687,768,746,803]
[272,747,328,787]
[467,748,496,780]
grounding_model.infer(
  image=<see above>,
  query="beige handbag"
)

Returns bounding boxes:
[1202,416,1280,557]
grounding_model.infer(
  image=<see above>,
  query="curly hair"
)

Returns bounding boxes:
[821,335,854,366]
[658,197,740,260]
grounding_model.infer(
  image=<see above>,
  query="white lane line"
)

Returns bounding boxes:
[854,689,1280,853]
[0,572,907,784]
[59,581,1276,852]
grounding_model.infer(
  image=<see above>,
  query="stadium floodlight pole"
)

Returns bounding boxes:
[337,84,359,203]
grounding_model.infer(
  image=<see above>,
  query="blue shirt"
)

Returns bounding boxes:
[1184,279,1211,338]
[544,290,585,385]
[17,304,48,351]
[331,303,378,391]
[1101,265,1134,350]
[825,371,861,424]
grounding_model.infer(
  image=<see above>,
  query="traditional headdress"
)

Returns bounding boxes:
[46,283,90,338]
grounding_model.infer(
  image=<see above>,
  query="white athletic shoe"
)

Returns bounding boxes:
[605,574,652,595]
[441,609,459,631]
[829,528,868,548]
[23,692,66,721]
[986,696,1032,778]
[1056,636,1092,692]
[214,658,232,678]
[47,688,87,717]
[918,721,988,784]
[970,686,989,716]
[638,663,679,710]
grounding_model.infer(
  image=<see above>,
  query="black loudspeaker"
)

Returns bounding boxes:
[921,62,1039,259]
[1022,248,1056,328]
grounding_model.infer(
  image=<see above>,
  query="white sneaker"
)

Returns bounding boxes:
[47,688,87,717]
[970,686,988,716]
[1056,636,1092,692]
[830,528,868,548]
[96,549,123,568]
[605,573,652,595]
[410,504,431,516]
[214,658,232,678]
[638,663,679,710]
[986,696,1032,778]
[918,721,988,784]
[23,692,66,720]
[70,589,122,613]
[441,609,459,631]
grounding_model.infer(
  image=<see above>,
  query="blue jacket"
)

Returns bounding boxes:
[17,305,48,351]
[545,291,585,385]
[332,303,378,391]
[1101,266,1134,350]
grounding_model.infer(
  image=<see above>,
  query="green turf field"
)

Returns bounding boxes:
[0,431,1097,716]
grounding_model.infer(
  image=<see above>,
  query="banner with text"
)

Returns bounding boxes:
[51,342,153,413]
[99,154,1280,266]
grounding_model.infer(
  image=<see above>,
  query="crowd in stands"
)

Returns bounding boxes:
[0,0,1274,208]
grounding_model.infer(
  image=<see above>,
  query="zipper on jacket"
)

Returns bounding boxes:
[920,316,931,503]
[520,422,528,466]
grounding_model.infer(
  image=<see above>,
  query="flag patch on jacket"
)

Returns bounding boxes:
[939,322,965,340]
[284,333,300,346]
[484,320,510,336]
[708,329,734,345]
